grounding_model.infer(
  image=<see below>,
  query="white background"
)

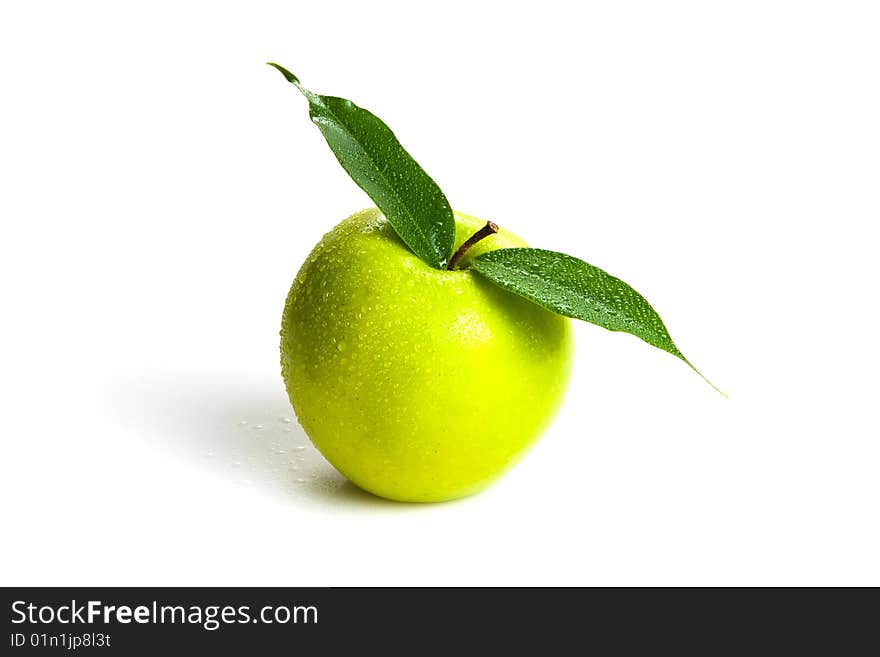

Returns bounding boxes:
[2,1,878,586]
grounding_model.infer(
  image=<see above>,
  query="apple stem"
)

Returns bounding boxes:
[447,221,500,270]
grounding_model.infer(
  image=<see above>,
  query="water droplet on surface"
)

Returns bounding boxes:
[295,477,308,484]
[253,424,264,430]
[280,417,292,423]
[238,420,248,426]
[293,445,306,452]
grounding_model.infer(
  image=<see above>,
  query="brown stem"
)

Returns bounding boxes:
[447,221,500,270]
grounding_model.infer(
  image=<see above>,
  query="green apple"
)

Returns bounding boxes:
[269,65,719,504]
[281,208,573,502]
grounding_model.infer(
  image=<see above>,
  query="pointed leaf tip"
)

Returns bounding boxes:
[267,62,300,85]
[685,359,728,398]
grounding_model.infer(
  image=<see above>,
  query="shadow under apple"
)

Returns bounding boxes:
[106,369,405,509]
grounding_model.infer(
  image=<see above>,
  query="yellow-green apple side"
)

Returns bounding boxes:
[281,208,573,502]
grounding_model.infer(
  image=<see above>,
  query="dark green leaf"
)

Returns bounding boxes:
[471,248,724,394]
[267,63,455,269]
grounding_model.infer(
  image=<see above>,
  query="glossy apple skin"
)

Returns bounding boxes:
[281,208,573,502]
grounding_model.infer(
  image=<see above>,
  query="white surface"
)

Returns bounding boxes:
[1,1,878,586]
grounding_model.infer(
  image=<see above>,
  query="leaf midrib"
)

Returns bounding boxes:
[311,103,446,268]
[474,256,676,350]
